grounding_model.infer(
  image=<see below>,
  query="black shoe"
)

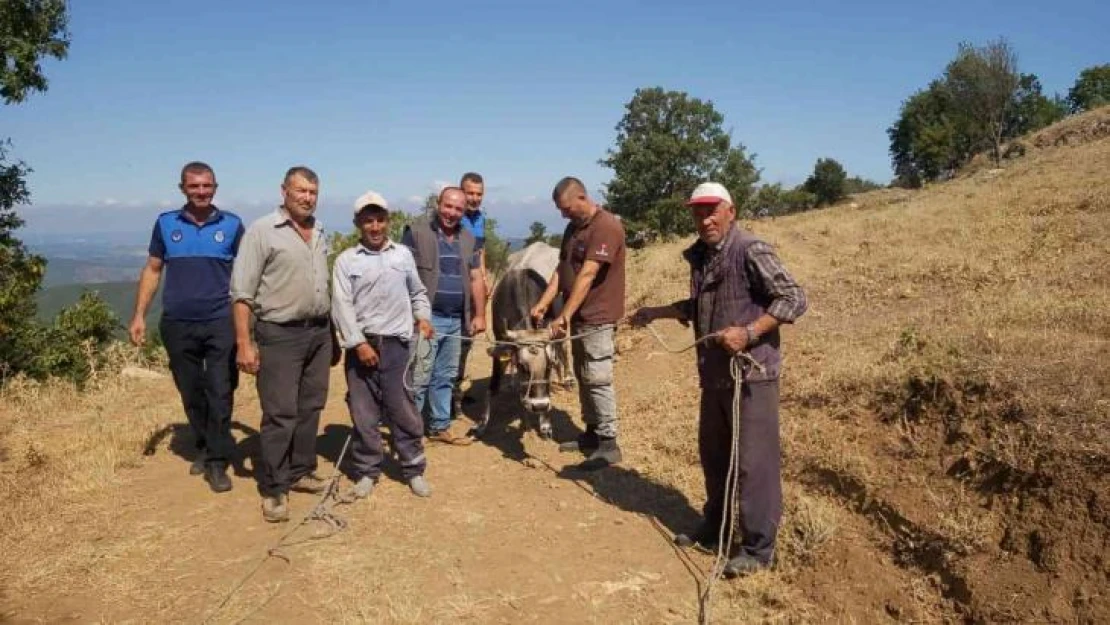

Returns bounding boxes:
[189,450,207,475]
[674,525,721,554]
[204,463,232,493]
[723,553,771,578]
[576,436,622,471]
[558,426,599,454]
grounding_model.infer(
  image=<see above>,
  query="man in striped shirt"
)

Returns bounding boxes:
[402,187,487,444]
[631,182,807,578]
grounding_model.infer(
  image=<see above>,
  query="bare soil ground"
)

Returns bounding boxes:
[2,107,1108,624]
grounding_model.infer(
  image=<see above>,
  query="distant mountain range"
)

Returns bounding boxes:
[34,236,533,326]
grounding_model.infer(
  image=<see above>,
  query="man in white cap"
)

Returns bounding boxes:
[630,181,807,577]
[331,191,435,499]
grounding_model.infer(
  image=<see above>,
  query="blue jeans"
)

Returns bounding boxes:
[413,313,463,433]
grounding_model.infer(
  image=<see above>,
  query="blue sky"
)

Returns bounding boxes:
[7,0,1107,238]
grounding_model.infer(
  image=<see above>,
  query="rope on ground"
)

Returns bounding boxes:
[636,321,764,624]
[198,434,354,625]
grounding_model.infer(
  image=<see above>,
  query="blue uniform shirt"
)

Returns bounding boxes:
[460,209,486,251]
[148,206,245,321]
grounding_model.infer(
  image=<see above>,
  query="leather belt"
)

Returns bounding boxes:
[262,316,329,328]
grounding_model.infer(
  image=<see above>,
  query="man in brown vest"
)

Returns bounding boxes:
[401,187,487,444]
[631,182,807,577]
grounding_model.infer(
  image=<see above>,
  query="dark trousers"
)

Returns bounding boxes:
[345,336,426,481]
[159,317,238,466]
[699,380,781,564]
[255,321,331,497]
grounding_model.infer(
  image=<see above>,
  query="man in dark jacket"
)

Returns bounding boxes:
[631,182,807,577]
[401,186,487,444]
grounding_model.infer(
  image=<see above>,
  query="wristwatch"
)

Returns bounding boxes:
[745,323,759,345]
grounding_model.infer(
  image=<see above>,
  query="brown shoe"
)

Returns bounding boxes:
[291,472,330,494]
[427,429,473,446]
[262,494,289,523]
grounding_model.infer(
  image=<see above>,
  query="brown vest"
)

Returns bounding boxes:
[683,225,782,387]
[404,217,477,333]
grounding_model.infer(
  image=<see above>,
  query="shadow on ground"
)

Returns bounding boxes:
[462,374,703,538]
[143,420,261,478]
[317,422,405,484]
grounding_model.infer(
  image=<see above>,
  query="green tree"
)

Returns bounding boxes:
[600,87,760,238]
[843,176,884,195]
[483,217,510,279]
[888,80,965,188]
[0,0,70,104]
[943,38,1021,163]
[802,158,848,207]
[524,221,547,246]
[0,0,72,381]
[1007,73,1068,137]
[1067,64,1110,112]
[751,183,818,217]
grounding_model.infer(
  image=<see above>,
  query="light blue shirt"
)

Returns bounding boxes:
[331,239,431,347]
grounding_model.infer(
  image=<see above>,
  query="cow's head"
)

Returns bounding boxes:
[490,328,561,413]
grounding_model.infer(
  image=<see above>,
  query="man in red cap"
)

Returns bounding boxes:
[631,181,807,577]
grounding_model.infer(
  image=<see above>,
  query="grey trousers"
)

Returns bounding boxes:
[571,323,618,438]
[255,321,331,497]
[699,380,781,564]
[345,337,426,481]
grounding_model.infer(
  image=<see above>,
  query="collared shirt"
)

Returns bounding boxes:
[331,239,431,346]
[684,232,806,324]
[740,241,807,323]
[148,205,244,321]
[230,207,330,323]
[460,209,486,251]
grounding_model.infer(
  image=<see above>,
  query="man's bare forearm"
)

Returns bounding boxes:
[536,271,560,310]
[233,301,254,347]
[560,264,599,321]
[470,271,487,319]
[132,262,162,319]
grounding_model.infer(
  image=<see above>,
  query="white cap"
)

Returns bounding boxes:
[353,190,389,214]
[686,182,733,206]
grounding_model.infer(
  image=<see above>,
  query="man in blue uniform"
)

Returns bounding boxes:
[455,172,488,409]
[129,161,244,493]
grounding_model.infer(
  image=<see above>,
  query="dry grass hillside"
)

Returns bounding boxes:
[1,107,1107,624]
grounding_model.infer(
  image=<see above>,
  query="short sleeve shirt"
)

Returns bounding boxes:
[460,210,486,251]
[558,209,626,324]
[148,206,244,321]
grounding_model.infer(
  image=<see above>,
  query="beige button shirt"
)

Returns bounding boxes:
[230,207,331,323]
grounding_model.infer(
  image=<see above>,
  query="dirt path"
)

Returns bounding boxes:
[2,334,718,624]
[2,322,962,624]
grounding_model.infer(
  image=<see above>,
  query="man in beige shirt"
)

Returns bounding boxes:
[230,166,332,523]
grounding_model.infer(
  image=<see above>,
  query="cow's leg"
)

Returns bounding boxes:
[556,341,575,389]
